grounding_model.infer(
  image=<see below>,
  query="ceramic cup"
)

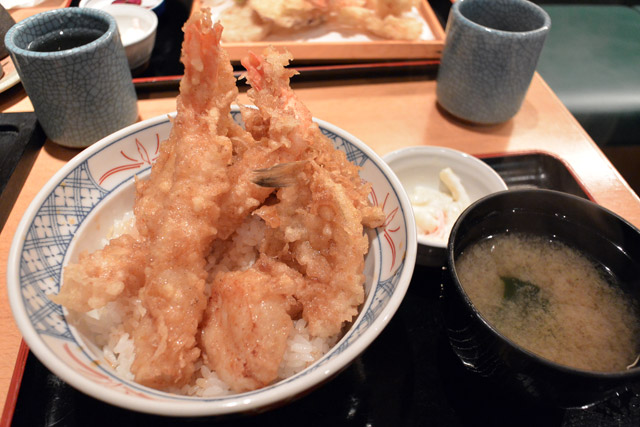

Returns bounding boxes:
[5,8,138,148]
[436,0,551,125]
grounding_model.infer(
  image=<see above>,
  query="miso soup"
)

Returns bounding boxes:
[456,233,640,372]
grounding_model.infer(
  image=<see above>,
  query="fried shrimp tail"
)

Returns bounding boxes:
[251,160,308,187]
[241,47,314,157]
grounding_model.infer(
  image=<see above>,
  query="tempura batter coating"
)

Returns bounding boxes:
[241,47,383,336]
[255,163,371,337]
[200,256,304,391]
[219,0,421,41]
[129,12,244,389]
[334,2,422,40]
[241,46,385,228]
[248,0,328,29]
[51,234,146,312]
[220,3,272,42]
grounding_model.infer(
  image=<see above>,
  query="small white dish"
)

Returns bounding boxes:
[79,0,166,15]
[7,108,417,416]
[101,4,157,70]
[383,146,508,266]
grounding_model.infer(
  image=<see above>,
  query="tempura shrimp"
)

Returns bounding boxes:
[200,255,304,392]
[129,11,244,389]
[240,46,384,336]
[241,47,315,158]
[241,45,384,226]
[254,161,372,337]
[214,0,421,41]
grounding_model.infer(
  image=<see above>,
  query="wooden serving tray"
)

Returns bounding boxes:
[129,0,448,86]
[204,0,446,62]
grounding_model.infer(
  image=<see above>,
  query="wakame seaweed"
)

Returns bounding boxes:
[501,276,548,312]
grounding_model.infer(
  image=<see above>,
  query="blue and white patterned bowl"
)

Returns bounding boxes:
[7,108,417,416]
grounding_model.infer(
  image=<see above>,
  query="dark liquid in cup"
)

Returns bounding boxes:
[27,28,104,52]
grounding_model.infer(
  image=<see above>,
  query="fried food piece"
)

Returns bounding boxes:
[54,11,250,390]
[129,11,243,389]
[367,0,417,16]
[200,256,304,392]
[333,0,417,17]
[255,162,371,337]
[241,48,314,156]
[220,3,272,42]
[248,0,328,30]
[334,5,422,40]
[52,234,146,312]
[241,46,385,228]
[212,115,296,240]
[216,0,420,41]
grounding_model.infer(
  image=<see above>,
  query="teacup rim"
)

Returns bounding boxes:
[452,0,551,37]
[4,7,118,58]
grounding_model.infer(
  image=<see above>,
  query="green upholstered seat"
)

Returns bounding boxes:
[535,5,640,146]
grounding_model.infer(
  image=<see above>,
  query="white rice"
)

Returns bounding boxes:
[82,313,336,397]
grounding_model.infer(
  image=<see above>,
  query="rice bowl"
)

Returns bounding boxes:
[7,109,417,416]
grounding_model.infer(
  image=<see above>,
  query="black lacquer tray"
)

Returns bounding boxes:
[8,152,640,427]
[0,112,46,232]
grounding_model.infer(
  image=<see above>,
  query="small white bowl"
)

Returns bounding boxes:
[79,0,166,15]
[7,108,417,416]
[103,4,158,70]
[383,146,508,266]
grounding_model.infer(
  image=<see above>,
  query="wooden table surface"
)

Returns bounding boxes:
[1,65,639,417]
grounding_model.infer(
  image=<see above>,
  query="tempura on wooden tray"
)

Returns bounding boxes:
[215,0,424,41]
[51,8,385,395]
